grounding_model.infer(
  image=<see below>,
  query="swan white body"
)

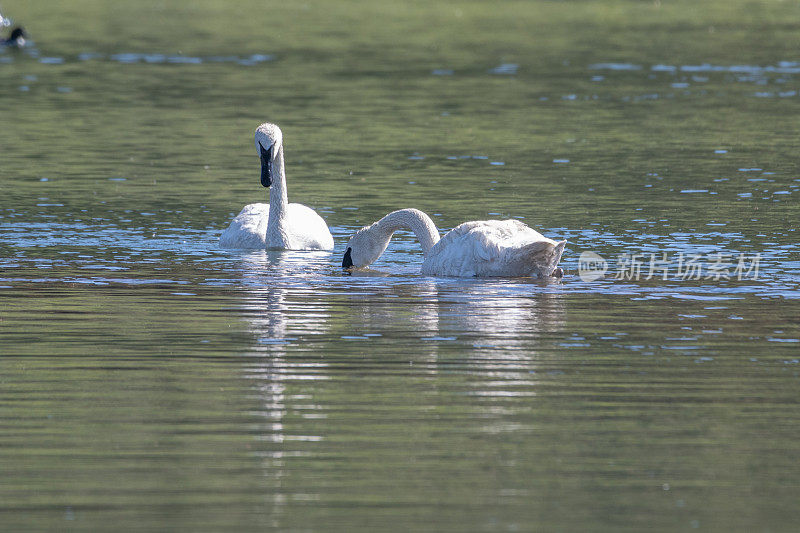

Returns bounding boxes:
[343,209,566,278]
[219,123,334,251]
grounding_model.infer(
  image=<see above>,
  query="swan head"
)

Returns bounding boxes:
[254,123,283,188]
[3,26,25,47]
[342,223,391,269]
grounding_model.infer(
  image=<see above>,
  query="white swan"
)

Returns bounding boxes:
[219,123,334,250]
[342,208,566,278]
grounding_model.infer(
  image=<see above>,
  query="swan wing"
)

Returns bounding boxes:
[219,203,269,249]
[422,220,562,277]
[284,203,334,251]
[220,203,332,250]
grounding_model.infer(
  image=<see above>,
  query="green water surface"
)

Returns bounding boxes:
[1,1,799,531]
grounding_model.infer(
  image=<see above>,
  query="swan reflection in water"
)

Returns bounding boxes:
[235,253,567,511]
[237,249,332,346]
[443,280,566,347]
[442,280,566,389]
[234,250,333,455]
[236,251,566,399]
[341,275,566,374]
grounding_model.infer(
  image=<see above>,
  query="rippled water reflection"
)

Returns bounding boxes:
[2,0,800,530]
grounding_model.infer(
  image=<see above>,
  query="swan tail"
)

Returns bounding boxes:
[517,239,566,277]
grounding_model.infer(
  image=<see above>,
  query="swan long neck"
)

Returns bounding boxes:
[376,209,440,255]
[266,145,288,247]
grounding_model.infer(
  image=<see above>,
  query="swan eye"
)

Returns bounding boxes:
[342,247,353,269]
[259,142,273,187]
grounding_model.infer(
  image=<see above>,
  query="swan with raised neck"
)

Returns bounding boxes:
[343,208,566,278]
[219,122,333,250]
[256,123,290,248]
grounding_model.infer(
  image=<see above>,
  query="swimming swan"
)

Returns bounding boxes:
[1,27,25,47]
[219,123,334,250]
[342,208,566,278]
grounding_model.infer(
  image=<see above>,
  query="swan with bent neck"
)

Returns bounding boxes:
[342,208,566,278]
[219,123,334,250]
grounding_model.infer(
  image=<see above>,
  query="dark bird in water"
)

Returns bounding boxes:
[2,26,26,47]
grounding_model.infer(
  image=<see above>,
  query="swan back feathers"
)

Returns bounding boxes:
[423,219,565,277]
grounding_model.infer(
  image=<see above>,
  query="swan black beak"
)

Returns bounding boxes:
[342,248,354,269]
[0,27,28,48]
[3,27,26,47]
[259,142,273,187]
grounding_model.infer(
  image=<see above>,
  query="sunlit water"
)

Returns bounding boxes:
[2,1,800,531]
